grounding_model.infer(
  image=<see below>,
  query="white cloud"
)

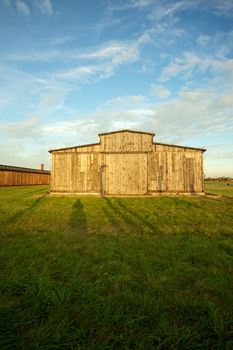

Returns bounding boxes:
[0,117,41,139]
[148,1,233,22]
[67,33,149,81]
[137,30,152,44]
[7,32,149,76]
[38,89,67,109]
[211,0,233,17]
[36,0,53,15]
[158,53,233,82]
[8,50,61,62]
[214,89,233,109]
[159,53,203,81]
[44,108,156,140]
[7,42,132,63]
[196,34,210,46]
[95,16,122,39]
[149,21,186,39]
[15,33,148,84]
[7,31,151,69]
[77,36,147,65]
[0,88,14,107]
[103,95,147,107]
[151,84,171,98]
[50,36,74,46]
[2,0,12,8]
[43,121,84,136]
[149,1,196,21]
[78,42,130,60]
[111,44,139,65]
[153,87,233,145]
[215,30,233,58]
[110,0,153,10]
[16,1,30,16]
[212,58,233,79]
[104,0,233,21]
[54,65,102,83]
[0,64,50,114]
[130,0,153,8]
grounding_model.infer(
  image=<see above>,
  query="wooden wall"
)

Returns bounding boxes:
[103,153,148,195]
[0,169,50,187]
[148,146,204,193]
[99,131,153,152]
[52,153,100,193]
[50,131,205,194]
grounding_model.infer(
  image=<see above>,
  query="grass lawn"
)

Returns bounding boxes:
[0,186,233,349]
[205,181,233,197]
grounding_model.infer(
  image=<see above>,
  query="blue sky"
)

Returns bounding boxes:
[0,0,233,176]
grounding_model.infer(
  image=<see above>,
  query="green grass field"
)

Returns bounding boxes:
[0,185,233,349]
[205,181,233,197]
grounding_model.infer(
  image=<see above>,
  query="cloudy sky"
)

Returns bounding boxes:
[0,0,233,176]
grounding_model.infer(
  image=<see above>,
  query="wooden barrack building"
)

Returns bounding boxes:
[0,164,50,187]
[49,130,206,195]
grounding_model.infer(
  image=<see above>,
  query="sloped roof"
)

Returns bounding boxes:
[98,129,155,136]
[0,164,50,174]
[154,142,206,152]
[49,129,206,152]
[49,130,155,152]
[49,142,99,153]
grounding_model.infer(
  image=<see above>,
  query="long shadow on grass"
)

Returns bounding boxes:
[102,206,126,235]
[115,199,157,234]
[2,196,45,226]
[104,198,151,235]
[69,199,88,235]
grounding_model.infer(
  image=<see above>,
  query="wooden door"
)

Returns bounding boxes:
[104,153,148,195]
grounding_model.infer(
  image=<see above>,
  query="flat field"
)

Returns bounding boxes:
[205,181,233,197]
[0,185,233,349]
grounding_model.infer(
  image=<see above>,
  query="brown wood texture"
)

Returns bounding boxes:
[0,170,50,186]
[99,131,153,152]
[104,153,148,195]
[50,130,205,194]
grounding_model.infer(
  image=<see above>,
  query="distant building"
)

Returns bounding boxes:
[49,130,206,195]
[0,164,50,186]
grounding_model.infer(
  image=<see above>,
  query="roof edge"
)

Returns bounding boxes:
[49,142,99,153]
[98,129,155,137]
[0,164,50,173]
[154,142,206,152]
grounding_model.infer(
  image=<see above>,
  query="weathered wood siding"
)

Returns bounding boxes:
[148,145,204,193]
[100,131,153,152]
[51,152,101,193]
[104,153,148,195]
[0,169,50,187]
[51,152,148,194]
[50,130,205,194]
